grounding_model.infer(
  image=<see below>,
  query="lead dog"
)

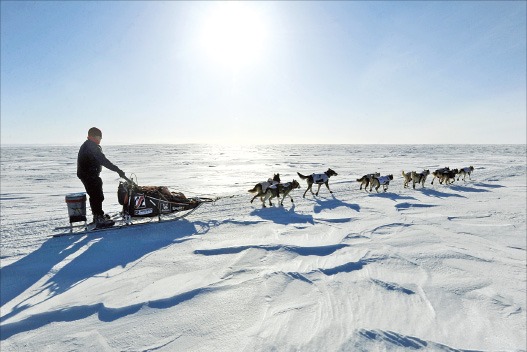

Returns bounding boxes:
[411,169,430,189]
[370,174,394,193]
[357,172,380,191]
[261,180,301,207]
[297,168,338,198]
[248,173,280,204]
[457,166,474,181]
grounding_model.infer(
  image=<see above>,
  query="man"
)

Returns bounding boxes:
[77,127,125,228]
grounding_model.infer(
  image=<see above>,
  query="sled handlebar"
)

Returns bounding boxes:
[121,175,136,186]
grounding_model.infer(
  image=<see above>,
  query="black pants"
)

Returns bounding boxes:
[79,176,104,216]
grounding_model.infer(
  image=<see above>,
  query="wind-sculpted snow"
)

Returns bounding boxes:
[0,144,525,351]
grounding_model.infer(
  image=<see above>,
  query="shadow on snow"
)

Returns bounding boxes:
[0,219,200,333]
[250,205,314,225]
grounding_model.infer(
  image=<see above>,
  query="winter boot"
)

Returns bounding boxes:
[95,214,115,229]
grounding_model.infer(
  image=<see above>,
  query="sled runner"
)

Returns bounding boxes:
[53,176,214,237]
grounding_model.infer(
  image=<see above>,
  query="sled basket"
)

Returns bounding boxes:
[118,180,200,218]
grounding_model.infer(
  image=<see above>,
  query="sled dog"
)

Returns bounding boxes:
[439,169,458,185]
[297,168,338,198]
[370,174,394,193]
[402,171,413,188]
[261,180,301,207]
[431,167,450,185]
[248,174,280,204]
[357,172,380,191]
[457,166,474,181]
[411,169,430,189]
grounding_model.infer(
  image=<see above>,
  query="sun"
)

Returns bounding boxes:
[198,2,269,70]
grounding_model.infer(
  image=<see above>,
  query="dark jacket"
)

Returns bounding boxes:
[77,139,122,180]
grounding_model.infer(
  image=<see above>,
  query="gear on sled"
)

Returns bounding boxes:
[117,175,211,224]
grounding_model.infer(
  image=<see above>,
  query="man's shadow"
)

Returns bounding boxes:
[1,219,198,322]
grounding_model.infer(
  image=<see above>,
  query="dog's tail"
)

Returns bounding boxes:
[297,172,308,180]
[402,170,406,177]
[248,185,259,193]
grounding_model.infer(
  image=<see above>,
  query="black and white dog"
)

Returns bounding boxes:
[261,180,301,207]
[370,174,394,193]
[248,173,280,205]
[297,168,338,198]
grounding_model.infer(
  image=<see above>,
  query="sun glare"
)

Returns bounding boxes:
[198,3,269,69]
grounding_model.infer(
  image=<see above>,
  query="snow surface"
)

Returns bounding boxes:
[1,144,526,351]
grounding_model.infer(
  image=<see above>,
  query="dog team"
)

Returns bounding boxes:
[249,166,474,207]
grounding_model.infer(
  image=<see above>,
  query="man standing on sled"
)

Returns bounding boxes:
[77,127,125,228]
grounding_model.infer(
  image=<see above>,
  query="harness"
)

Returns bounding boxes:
[377,176,391,185]
[261,179,279,193]
[312,173,328,184]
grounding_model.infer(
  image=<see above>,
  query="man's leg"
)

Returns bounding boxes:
[80,177,105,218]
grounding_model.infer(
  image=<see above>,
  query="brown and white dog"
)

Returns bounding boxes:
[402,170,413,188]
[457,166,474,181]
[261,180,301,207]
[411,169,430,189]
[248,173,280,204]
[357,172,380,191]
[370,174,394,193]
[297,168,338,198]
[439,169,458,185]
[431,167,450,185]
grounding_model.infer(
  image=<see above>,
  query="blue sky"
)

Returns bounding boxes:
[1,1,525,145]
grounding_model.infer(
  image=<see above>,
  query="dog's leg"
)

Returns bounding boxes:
[324,181,333,194]
[315,183,322,196]
[303,184,311,198]
[268,193,274,206]
[262,193,269,208]
[280,190,290,206]
[250,193,261,203]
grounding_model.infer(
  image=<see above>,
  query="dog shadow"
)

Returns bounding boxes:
[313,196,360,213]
[367,192,417,202]
[471,182,504,189]
[420,188,466,199]
[448,184,491,193]
[251,204,314,225]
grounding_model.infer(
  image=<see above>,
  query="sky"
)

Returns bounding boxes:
[1,1,526,145]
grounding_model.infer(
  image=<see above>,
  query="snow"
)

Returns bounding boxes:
[1,144,525,351]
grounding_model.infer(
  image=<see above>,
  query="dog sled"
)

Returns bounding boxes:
[53,176,214,237]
